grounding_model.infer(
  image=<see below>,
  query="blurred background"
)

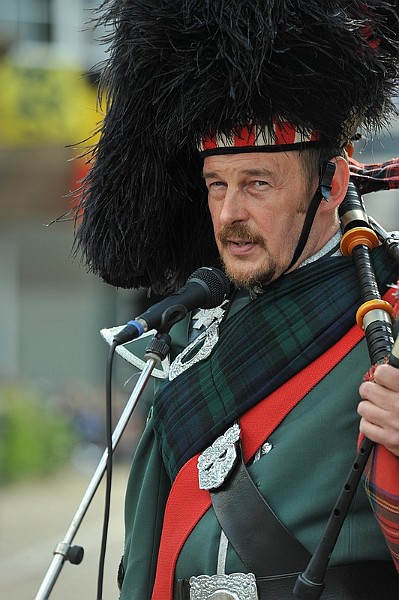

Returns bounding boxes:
[0,2,155,598]
[0,2,398,599]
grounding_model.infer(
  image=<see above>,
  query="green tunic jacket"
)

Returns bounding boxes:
[118,291,392,599]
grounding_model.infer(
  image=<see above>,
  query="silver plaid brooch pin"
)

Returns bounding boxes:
[168,302,227,380]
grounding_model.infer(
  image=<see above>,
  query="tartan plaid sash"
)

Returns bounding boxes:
[153,247,397,481]
[151,322,365,600]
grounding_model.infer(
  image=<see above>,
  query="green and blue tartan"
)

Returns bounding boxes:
[153,246,397,481]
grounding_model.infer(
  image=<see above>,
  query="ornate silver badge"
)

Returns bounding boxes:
[189,572,258,600]
[192,305,226,330]
[198,424,240,490]
[168,303,227,381]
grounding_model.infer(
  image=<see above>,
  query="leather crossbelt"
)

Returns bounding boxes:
[176,442,399,599]
[210,441,311,576]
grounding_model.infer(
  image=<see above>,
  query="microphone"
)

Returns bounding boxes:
[113,267,230,345]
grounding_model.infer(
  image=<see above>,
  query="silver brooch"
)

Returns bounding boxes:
[168,302,227,381]
[198,424,240,490]
[192,305,226,330]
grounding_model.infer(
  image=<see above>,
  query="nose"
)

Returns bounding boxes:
[218,187,249,226]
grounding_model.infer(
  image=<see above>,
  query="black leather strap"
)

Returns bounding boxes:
[284,161,336,273]
[210,443,311,575]
[175,561,399,600]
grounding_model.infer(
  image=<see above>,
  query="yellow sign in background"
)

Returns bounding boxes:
[0,59,102,148]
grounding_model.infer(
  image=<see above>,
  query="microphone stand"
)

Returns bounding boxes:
[34,332,172,600]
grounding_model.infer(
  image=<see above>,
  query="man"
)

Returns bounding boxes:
[75,1,399,598]
[106,133,399,600]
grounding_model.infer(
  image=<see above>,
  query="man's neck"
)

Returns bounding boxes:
[248,230,342,298]
[298,229,342,269]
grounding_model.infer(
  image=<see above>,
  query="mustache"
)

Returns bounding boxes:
[218,224,266,248]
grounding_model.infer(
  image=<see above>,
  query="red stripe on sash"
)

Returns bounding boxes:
[151,321,366,599]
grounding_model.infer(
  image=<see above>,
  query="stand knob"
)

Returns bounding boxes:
[54,542,84,565]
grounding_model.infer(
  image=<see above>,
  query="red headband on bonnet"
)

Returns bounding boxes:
[199,121,322,157]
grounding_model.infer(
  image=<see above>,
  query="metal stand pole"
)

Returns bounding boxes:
[34,356,158,600]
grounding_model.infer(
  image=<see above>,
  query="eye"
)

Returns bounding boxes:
[207,180,226,189]
[243,179,270,195]
[206,180,227,198]
[252,180,269,189]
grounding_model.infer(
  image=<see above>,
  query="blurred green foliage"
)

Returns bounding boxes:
[0,384,76,485]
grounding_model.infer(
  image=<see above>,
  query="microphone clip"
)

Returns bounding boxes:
[113,304,187,346]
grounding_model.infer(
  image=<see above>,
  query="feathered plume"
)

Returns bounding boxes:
[74,0,399,293]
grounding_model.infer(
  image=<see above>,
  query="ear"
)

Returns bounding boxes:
[319,156,350,213]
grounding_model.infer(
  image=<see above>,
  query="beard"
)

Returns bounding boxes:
[221,257,278,289]
[217,223,279,289]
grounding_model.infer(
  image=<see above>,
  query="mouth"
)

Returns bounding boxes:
[218,225,265,255]
[230,240,252,247]
[225,239,257,255]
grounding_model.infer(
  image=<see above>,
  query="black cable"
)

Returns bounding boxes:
[96,339,118,600]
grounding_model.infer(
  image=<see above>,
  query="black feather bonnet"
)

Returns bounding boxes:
[75,0,399,293]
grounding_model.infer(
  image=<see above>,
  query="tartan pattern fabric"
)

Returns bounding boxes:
[153,247,397,481]
[364,444,399,571]
[349,156,399,194]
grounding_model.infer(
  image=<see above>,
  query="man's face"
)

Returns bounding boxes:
[203,151,318,288]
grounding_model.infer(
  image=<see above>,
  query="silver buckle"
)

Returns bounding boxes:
[189,573,258,600]
[197,424,240,490]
